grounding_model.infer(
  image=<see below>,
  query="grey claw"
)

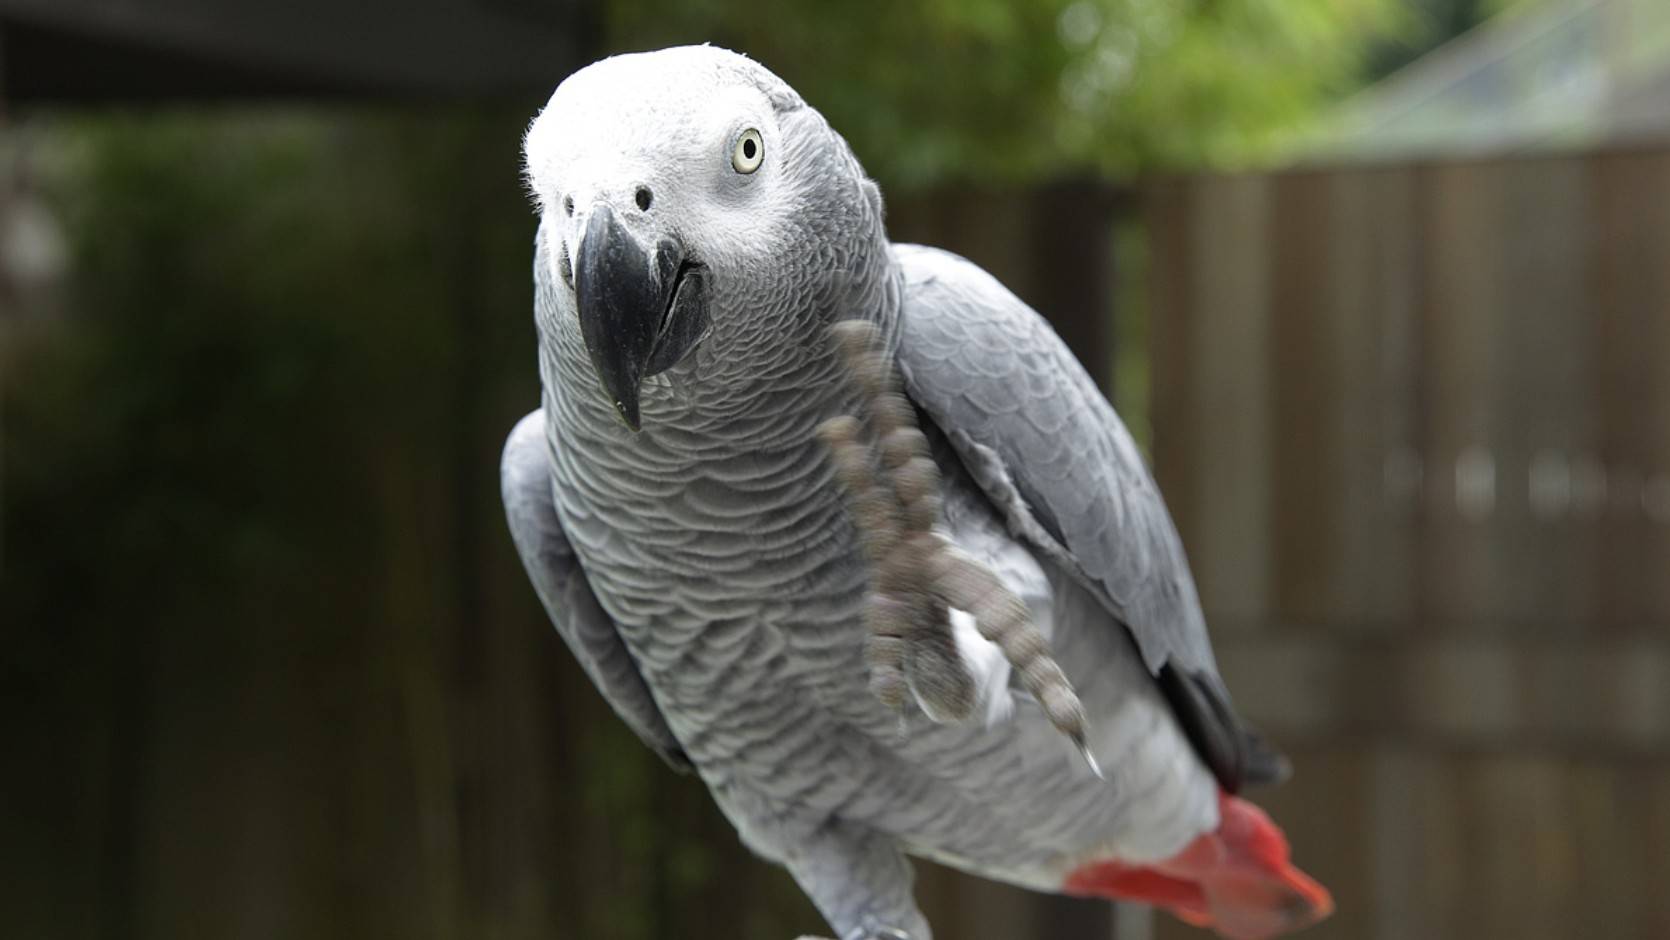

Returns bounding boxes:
[1079,740,1104,779]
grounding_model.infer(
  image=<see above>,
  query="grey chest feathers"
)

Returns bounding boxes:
[548,424,881,747]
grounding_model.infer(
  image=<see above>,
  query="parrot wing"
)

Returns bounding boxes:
[890,243,1283,792]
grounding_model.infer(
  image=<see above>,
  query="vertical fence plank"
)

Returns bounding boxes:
[1268,170,1340,627]
[1366,167,1424,628]
[1570,761,1651,938]
[1147,180,1196,543]
[1586,152,1655,629]
[1492,155,1595,630]
[1635,157,1670,624]
[1583,149,1670,626]
[1184,173,1273,631]
[1417,161,1504,629]
[1652,769,1670,938]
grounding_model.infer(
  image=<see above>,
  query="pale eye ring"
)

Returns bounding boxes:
[732,128,764,174]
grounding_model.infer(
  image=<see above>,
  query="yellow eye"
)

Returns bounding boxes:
[732,128,764,174]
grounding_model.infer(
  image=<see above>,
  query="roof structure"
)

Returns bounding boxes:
[1308,0,1670,160]
[0,0,593,104]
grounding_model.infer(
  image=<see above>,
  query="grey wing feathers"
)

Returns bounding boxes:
[501,411,690,772]
[889,243,1284,791]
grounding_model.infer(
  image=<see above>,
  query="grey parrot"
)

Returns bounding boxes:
[502,45,1331,940]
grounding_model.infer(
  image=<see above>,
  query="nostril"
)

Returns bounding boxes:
[635,186,653,212]
[558,242,573,287]
[562,194,574,217]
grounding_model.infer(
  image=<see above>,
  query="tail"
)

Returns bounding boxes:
[1063,793,1333,940]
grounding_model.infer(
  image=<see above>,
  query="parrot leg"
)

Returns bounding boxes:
[783,821,930,940]
[819,320,1095,773]
[818,325,974,724]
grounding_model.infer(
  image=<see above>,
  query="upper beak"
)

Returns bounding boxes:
[573,204,682,431]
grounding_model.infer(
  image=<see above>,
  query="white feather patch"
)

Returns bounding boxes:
[948,608,1015,726]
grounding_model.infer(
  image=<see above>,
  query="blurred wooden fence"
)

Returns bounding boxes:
[1146,144,1670,940]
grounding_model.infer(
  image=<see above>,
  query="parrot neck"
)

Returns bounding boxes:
[549,237,904,457]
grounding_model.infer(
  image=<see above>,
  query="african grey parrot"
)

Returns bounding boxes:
[502,45,1331,940]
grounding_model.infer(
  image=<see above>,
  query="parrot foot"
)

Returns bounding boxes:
[819,320,1093,770]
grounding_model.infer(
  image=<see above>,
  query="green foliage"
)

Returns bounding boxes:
[605,0,1404,186]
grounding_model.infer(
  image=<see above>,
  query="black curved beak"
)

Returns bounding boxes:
[573,204,708,432]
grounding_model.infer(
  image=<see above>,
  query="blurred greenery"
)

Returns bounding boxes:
[606,0,1408,186]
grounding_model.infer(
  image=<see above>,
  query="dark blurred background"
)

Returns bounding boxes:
[4,1,1669,939]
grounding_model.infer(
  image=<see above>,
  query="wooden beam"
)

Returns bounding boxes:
[0,0,593,102]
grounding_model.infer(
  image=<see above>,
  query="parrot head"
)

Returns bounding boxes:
[523,45,885,431]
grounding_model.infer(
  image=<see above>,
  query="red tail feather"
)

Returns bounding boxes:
[1064,793,1333,940]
